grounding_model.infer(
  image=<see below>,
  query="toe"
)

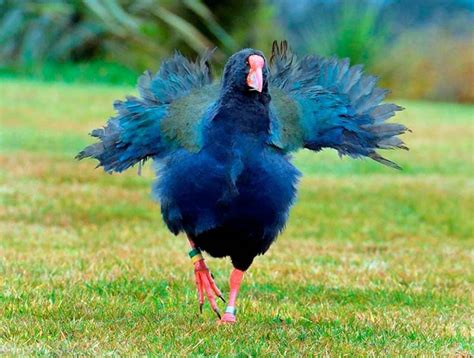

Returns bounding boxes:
[205,270,223,299]
[194,271,205,311]
[219,313,236,324]
[201,272,219,311]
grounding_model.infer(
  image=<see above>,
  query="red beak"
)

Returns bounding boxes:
[246,55,264,92]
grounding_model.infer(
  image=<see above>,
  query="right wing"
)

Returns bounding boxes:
[76,52,219,173]
[268,41,409,169]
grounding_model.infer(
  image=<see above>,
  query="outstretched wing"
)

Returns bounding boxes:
[268,41,409,169]
[76,51,219,173]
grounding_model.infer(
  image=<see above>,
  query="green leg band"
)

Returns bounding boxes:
[188,248,201,258]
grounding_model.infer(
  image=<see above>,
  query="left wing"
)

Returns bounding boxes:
[76,52,219,173]
[268,41,409,169]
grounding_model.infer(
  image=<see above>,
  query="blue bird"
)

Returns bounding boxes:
[77,41,409,323]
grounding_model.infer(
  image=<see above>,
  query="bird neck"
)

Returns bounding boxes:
[215,90,271,135]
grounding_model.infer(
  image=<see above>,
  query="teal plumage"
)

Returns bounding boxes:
[268,41,408,168]
[76,51,217,171]
[77,42,408,173]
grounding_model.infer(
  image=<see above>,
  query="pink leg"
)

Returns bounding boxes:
[188,239,225,318]
[220,268,245,324]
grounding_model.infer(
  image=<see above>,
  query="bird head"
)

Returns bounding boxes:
[221,49,269,96]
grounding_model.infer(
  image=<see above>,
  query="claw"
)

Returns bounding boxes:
[218,294,226,303]
[199,303,203,314]
[213,307,222,319]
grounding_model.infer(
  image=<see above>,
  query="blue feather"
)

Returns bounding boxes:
[269,41,408,169]
[76,51,216,172]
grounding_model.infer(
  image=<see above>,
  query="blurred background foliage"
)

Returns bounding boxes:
[0,0,472,102]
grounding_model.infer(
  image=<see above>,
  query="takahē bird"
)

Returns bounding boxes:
[77,41,408,324]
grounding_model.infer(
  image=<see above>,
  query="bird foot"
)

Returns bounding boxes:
[219,313,236,324]
[193,260,225,318]
[219,306,237,324]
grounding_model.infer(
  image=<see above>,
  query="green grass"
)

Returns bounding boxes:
[0,61,140,86]
[0,79,473,355]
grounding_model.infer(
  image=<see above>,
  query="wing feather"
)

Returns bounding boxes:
[268,40,409,169]
[77,51,218,172]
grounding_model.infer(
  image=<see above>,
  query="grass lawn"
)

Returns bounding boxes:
[1,79,473,355]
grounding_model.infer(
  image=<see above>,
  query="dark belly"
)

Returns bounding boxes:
[154,147,300,269]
